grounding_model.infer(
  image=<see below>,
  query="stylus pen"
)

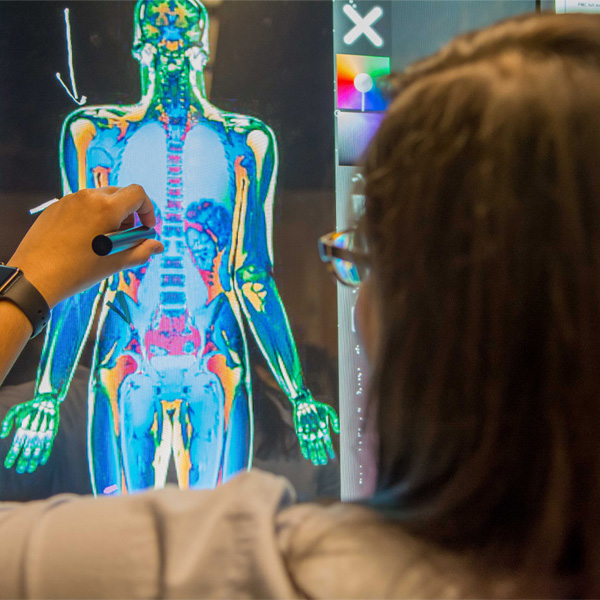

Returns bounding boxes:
[92,225,157,256]
[29,198,60,215]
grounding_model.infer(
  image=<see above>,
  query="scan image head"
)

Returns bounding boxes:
[133,0,210,77]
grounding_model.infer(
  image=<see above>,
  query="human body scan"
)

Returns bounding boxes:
[1,0,339,493]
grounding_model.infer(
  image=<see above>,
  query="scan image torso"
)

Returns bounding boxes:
[85,111,257,492]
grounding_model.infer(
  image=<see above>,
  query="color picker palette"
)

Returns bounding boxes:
[336,54,390,111]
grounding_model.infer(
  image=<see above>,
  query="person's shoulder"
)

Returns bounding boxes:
[276,500,526,599]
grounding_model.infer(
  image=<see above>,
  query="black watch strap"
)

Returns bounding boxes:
[0,266,50,338]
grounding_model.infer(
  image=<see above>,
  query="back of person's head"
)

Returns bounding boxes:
[362,12,600,596]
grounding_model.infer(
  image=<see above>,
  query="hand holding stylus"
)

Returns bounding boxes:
[9,185,164,308]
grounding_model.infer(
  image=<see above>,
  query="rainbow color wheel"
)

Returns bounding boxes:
[337,54,391,112]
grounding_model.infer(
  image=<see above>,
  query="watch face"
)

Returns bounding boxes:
[0,265,19,289]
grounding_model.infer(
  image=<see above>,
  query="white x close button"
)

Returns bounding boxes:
[343,4,384,48]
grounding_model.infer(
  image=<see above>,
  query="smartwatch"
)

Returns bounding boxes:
[0,263,50,338]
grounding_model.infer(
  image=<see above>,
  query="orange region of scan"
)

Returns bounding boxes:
[206,354,242,426]
[101,353,139,437]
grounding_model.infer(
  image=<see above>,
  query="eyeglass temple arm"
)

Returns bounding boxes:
[319,240,369,266]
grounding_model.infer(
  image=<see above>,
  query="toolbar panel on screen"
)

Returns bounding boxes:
[333,0,537,500]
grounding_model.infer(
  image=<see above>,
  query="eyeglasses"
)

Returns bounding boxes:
[318,229,370,287]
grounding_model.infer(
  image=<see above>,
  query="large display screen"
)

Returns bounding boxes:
[0,0,544,503]
[0,0,339,501]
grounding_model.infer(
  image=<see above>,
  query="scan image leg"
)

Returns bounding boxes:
[186,370,225,489]
[209,302,251,482]
[120,372,160,491]
[88,306,136,496]
[222,386,251,483]
[88,380,122,496]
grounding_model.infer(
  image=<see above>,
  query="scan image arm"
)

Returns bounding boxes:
[0,114,106,473]
[233,126,339,465]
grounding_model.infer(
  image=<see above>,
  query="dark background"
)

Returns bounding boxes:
[0,1,339,499]
[0,1,336,191]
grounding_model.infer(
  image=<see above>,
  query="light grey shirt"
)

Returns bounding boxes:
[0,469,525,599]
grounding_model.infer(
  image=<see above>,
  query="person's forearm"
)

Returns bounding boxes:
[0,301,33,386]
[0,185,162,389]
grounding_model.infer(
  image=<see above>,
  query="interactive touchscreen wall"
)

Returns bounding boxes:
[3,0,572,503]
[0,0,339,498]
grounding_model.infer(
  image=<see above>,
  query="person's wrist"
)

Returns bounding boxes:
[6,255,60,309]
[0,298,33,337]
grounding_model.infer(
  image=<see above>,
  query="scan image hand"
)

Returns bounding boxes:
[293,395,340,465]
[0,395,60,473]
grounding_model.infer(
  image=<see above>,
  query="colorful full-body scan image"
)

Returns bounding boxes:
[0,0,339,494]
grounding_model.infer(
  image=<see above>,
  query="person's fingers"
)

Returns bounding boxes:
[119,213,136,231]
[97,186,121,195]
[59,186,119,214]
[100,239,164,278]
[107,184,156,228]
[121,239,164,268]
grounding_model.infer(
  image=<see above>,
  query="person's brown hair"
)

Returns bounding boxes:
[363,12,600,595]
